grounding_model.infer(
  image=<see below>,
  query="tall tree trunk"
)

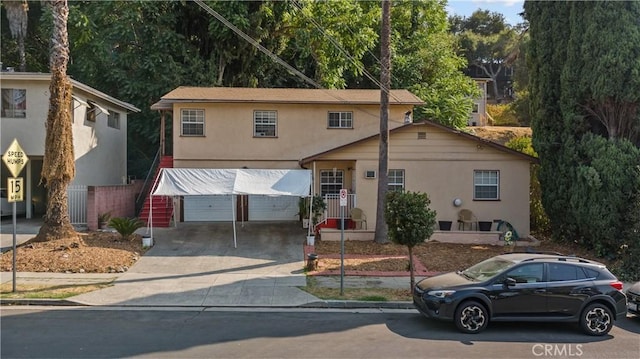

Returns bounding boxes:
[35,0,76,242]
[374,0,391,244]
[4,0,29,72]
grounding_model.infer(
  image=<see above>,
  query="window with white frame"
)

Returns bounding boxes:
[1,88,27,118]
[388,169,405,192]
[181,109,204,136]
[328,111,353,128]
[254,110,277,137]
[474,170,499,200]
[320,170,344,196]
[108,112,120,129]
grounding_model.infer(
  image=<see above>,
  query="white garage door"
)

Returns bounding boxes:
[249,195,299,221]
[184,195,234,221]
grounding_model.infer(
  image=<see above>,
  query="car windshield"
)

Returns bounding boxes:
[462,257,517,281]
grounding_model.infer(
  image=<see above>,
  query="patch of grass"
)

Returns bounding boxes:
[0,282,113,299]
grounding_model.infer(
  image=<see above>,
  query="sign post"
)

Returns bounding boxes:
[339,188,347,295]
[2,139,29,292]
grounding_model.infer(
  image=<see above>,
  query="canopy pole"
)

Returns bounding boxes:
[232,194,237,248]
[308,162,316,238]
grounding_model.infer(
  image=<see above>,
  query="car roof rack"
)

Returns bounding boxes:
[505,249,565,256]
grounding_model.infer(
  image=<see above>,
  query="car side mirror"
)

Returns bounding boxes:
[504,277,517,287]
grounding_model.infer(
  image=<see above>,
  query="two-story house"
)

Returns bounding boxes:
[150,87,535,239]
[0,72,140,219]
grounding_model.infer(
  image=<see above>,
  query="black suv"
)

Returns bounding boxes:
[413,252,627,335]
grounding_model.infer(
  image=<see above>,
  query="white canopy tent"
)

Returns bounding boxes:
[149,168,313,247]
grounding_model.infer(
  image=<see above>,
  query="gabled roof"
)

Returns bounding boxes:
[0,72,140,113]
[152,87,425,108]
[299,120,538,165]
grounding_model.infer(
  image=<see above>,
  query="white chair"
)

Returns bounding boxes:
[351,207,367,229]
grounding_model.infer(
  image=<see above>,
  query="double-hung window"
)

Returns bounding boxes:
[1,88,27,118]
[320,170,344,196]
[474,170,499,200]
[108,112,120,129]
[388,169,405,192]
[181,109,204,136]
[328,111,353,128]
[254,110,277,137]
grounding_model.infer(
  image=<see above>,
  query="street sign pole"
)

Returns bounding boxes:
[3,139,29,293]
[12,201,17,292]
[339,189,347,296]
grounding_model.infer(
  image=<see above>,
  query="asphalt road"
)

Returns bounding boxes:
[1,307,639,359]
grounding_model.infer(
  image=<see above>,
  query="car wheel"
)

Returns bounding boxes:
[580,303,613,336]
[454,300,488,334]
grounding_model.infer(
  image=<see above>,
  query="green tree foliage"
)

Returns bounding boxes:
[525,1,640,259]
[505,136,549,233]
[385,191,436,290]
[452,10,519,101]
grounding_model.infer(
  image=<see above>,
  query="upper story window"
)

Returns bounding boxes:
[388,169,405,192]
[474,170,499,200]
[254,110,277,137]
[108,112,120,129]
[86,102,97,122]
[181,109,205,136]
[1,88,26,118]
[472,103,479,113]
[320,170,344,196]
[328,111,353,128]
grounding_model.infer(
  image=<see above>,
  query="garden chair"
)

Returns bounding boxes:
[351,207,367,229]
[457,209,478,231]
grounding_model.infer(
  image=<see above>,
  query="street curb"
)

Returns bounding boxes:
[1,298,86,306]
[1,298,415,310]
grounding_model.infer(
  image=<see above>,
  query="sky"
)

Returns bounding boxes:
[447,0,525,25]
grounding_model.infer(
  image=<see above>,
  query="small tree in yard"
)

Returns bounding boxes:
[385,191,437,290]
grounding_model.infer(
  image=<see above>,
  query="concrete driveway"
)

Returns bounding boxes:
[71,221,321,307]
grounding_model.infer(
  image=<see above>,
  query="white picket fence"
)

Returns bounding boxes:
[67,185,88,225]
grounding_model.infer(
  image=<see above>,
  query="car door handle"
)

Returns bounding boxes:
[534,289,546,294]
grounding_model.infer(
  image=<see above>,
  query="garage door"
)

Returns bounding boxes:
[249,195,299,221]
[184,195,234,221]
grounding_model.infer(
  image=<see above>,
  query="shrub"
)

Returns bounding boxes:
[487,103,519,126]
[108,217,145,241]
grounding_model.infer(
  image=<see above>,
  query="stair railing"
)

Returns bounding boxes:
[135,147,162,216]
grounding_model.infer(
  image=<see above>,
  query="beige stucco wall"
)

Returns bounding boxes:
[172,102,413,167]
[1,76,129,186]
[312,124,532,237]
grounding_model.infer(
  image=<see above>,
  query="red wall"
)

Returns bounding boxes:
[86,182,143,230]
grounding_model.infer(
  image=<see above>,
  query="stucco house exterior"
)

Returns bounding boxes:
[151,86,535,239]
[0,72,140,219]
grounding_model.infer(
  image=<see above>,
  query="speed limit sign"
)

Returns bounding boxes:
[339,189,348,206]
[7,177,24,202]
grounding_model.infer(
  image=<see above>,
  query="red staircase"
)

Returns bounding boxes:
[138,156,174,227]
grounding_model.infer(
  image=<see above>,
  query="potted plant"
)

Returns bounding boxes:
[438,220,452,231]
[98,211,111,230]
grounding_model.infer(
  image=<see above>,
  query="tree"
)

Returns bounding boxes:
[374,0,391,244]
[525,1,640,255]
[3,0,29,71]
[35,0,76,242]
[385,190,436,290]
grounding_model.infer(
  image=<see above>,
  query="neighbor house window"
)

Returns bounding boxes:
[388,169,405,192]
[181,109,204,136]
[108,112,120,129]
[86,102,96,122]
[254,110,277,137]
[328,111,353,128]
[474,170,499,200]
[320,170,344,196]
[472,103,479,113]
[1,88,26,118]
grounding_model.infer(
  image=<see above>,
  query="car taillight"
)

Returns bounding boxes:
[610,281,623,291]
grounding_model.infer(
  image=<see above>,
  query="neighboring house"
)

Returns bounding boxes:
[465,63,514,102]
[151,87,535,238]
[0,71,140,219]
[470,78,489,127]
